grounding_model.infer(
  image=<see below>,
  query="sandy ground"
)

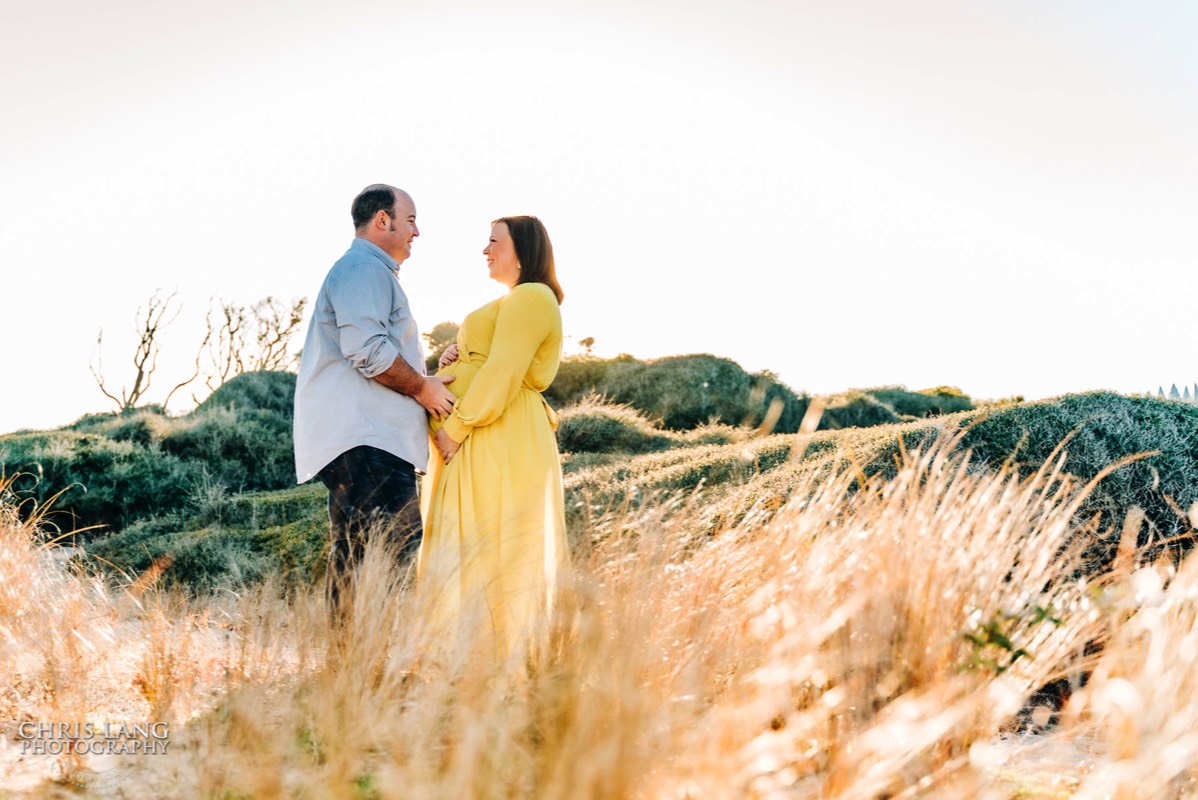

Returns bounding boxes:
[1,726,1110,798]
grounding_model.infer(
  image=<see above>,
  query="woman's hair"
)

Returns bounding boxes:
[496,215,564,304]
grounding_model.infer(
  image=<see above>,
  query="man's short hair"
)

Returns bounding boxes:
[351,185,398,229]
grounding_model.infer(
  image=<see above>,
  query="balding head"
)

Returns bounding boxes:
[352,184,419,264]
[351,184,411,231]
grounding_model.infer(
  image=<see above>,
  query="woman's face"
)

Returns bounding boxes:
[483,222,520,288]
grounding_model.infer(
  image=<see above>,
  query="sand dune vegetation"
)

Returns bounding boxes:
[2,363,1198,797]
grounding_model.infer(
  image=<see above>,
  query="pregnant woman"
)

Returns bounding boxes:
[418,215,569,653]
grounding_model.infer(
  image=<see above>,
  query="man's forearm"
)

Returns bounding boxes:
[372,354,425,396]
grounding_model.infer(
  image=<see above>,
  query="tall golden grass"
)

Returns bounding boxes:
[1,439,1194,798]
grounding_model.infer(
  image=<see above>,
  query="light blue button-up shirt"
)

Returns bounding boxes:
[293,238,429,482]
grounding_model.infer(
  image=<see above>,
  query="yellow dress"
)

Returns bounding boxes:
[418,282,569,647]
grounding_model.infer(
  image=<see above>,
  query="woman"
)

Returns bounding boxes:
[418,216,569,650]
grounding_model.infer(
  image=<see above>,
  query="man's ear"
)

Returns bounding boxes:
[374,210,389,229]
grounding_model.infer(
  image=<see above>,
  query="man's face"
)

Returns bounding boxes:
[383,192,419,264]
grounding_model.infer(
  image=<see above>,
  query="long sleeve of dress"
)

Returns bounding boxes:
[441,284,557,443]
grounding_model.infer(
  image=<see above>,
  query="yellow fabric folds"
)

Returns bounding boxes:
[418,283,569,650]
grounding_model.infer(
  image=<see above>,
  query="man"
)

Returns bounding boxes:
[293,184,455,621]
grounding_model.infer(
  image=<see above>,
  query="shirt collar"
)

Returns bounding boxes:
[351,237,401,275]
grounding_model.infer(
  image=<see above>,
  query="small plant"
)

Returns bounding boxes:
[961,605,1063,676]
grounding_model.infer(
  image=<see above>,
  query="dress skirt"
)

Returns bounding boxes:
[419,372,569,648]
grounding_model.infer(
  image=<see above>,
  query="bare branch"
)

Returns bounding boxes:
[196,295,309,395]
[89,289,181,413]
[126,290,178,408]
[250,296,308,372]
[203,300,249,392]
[88,329,124,411]
[164,323,211,413]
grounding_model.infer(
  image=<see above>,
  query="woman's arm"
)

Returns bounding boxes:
[440,285,558,445]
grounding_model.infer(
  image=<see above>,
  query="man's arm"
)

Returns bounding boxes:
[373,355,457,420]
[325,263,457,419]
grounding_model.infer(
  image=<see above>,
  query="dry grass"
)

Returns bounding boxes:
[1,440,1195,798]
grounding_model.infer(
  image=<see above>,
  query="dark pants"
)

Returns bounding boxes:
[316,445,422,622]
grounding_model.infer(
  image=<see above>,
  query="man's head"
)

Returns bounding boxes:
[352,184,419,265]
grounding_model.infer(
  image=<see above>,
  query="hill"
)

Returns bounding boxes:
[0,360,970,537]
[78,390,1198,592]
[4,361,1193,592]
[0,371,298,535]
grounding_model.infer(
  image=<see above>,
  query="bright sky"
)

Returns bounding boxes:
[2,0,1196,432]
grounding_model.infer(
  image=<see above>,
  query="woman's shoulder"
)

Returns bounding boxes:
[508,282,558,305]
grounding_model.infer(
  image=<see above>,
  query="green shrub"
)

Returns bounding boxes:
[78,391,1198,593]
[94,525,274,593]
[873,386,975,418]
[256,515,328,582]
[958,392,1198,547]
[161,406,293,493]
[601,354,810,432]
[543,355,631,408]
[198,371,296,418]
[819,391,905,430]
[556,397,683,454]
[79,409,173,446]
[0,372,299,536]
[556,394,753,455]
[217,484,327,529]
[0,429,203,536]
[546,355,809,434]
[818,386,976,431]
[566,392,1198,569]
[84,484,328,591]
[422,322,460,373]
[683,421,748,447]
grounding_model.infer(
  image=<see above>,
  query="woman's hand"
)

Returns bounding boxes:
[434,428,460,464]
[438,344,460,370]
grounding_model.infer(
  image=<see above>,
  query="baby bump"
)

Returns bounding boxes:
[428,359,479,434]
[437,359,479,400]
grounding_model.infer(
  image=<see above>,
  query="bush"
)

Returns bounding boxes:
[818,386,976,431]
[84,484,328,591]
[197,370,296,418]
[76,391,1198,593]
[874,386,975,418]
[423,322,460,373]
[0,371,299,536]
[684,421,748,447]
[86,523,273,593]
[959,392,1198,548]
[819,391,905,430]
[566,392,1198,570]
[556,397,683,454]
[70,408,174,446]
[0,430,203,536]
[601,354,811,432]
[161,405,294,493]
[547,355,809,434]
[543,355,631,408]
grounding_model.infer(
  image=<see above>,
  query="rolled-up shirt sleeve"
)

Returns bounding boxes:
[326,263,401,378]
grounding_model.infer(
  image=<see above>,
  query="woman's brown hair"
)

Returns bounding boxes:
[496,215,564,304]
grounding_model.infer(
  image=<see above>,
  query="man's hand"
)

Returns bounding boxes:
[434,428,460,463]
[373,355,456,418]
[416,375,457,420]
[438,344,460,370]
